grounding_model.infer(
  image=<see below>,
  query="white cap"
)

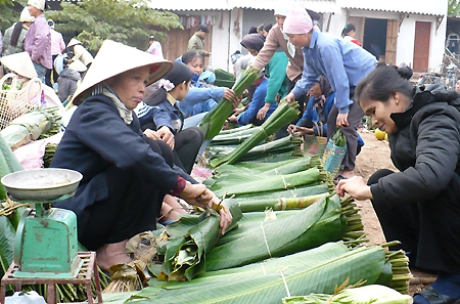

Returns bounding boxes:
[27,0,45,10]
[20,7,35,23]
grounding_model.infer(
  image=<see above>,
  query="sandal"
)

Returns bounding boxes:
[414,287,458,304]
[333,175,348,185]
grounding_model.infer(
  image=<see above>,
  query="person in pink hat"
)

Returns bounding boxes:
[283,4,376,181]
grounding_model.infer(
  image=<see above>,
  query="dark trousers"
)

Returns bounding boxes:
[174,127,204,174]
[274,79,308,139]
[368,169,460,273]
[326,97,364,171]
[79,139,173,250]
[45,54,59,87]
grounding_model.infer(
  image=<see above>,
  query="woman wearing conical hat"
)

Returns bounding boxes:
[66,38,94,76]
[50,40,232,270]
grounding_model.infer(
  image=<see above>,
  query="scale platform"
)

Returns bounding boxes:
[1,169,84,279]
[0,251,103,304]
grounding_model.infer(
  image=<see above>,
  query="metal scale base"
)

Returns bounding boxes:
[0,251,103,304]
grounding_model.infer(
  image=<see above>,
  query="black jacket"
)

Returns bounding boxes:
[370,84,460,272]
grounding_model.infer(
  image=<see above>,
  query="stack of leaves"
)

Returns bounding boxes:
[0,107,62,150]
[210,101,300,167]
[210,167,327,198]
[104,241,410,304]
[43,143,58,168]
[205,195,366,271]
[151,201,243,282]
[209,126,260,146]
[214,68,236,88]
[200,67,260,140]
[208,135,304,162]
[282,284,413,304]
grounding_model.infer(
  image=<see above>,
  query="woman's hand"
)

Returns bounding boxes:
[211,195,233,235]
[232,96,242,109]
[283,92,296,103]
[143,129,161,140]
[179,183,212,208]
[336,113,349,127]
[157,126,175,150]
[227,115,238,123]
[223,88,236,101]
[233,107,245,115]
[179,183,233,235]
[335,176,373,200]
[256,103,271,120]
[287,124,314,136]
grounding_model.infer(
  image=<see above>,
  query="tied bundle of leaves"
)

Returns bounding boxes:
[43,143,58,168]
[211,167,327,198]
[209,126,261,146]
[210,101,300,167]
[232,193,329,213]
[205,195,366,271]
[199,67,260,140]
[104,241,410,304]
[151,201,243,282]
[282,284,413,304]
[0,107,62,150]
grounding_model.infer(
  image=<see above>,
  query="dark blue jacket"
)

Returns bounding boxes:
[50,95,181,219]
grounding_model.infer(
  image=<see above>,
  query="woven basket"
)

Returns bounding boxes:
[0,73,42,130]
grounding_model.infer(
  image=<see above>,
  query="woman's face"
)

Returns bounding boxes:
[286,33,309,48]
[246,47,259,56]
[359,92,408,134]
[309,83,322,99]
[275,15,285,30]
[187,57,203,76]
[456,80,460,91]
[348,30,356,38]
[107,66,149,110]
[27,4,40,18]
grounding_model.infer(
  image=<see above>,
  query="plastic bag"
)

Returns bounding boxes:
[5,291,46,304]
[321,129,347,177]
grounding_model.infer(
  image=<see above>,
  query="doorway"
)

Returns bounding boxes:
[413,21,431,72]
[363,18,387,61]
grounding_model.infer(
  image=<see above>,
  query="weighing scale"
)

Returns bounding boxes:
[1,169,83,279]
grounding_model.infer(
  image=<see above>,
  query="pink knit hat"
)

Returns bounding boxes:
[283,4,314,35]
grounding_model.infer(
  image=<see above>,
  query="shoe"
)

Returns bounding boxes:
[333,175,348,185]
[414,287,458,304]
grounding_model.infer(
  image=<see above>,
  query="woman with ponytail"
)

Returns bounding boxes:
[178,51,237,119]
[336,65,460,304]
[138,61,204,175]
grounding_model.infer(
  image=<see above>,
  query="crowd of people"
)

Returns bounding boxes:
[1,1,460,302]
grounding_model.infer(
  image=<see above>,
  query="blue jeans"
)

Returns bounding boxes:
[33,61,47,84]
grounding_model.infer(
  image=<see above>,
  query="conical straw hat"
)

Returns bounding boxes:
[72,40,172,105]
[67,38,82,48]
[0,52,38,79]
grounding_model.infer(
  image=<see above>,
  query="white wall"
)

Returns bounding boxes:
[328,8,446,72]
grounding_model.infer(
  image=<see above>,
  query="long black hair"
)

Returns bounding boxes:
[10,22,24,47]
[341,23,356,38]
[356,65,413,104]
[145,61,193,106]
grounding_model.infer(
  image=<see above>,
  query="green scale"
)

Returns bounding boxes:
[1,169,84,279]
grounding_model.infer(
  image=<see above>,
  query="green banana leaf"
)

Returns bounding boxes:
[233,193,329,212]
[205,195,346,271]
[154,201,243,281]
[218,124,253,135]
[210,101,300,167]
[0,216,16,284]
[235,183,331,199]
[107,242,391,304]
[212,167,326,197]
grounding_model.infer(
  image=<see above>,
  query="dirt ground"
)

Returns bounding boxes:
[354,130,436,296]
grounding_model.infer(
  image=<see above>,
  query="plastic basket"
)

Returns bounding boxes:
[0,73,42,130]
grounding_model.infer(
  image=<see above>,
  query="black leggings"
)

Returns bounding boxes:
[79,139,173,250]
[368,169,460,273]
[174,127,204,174]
